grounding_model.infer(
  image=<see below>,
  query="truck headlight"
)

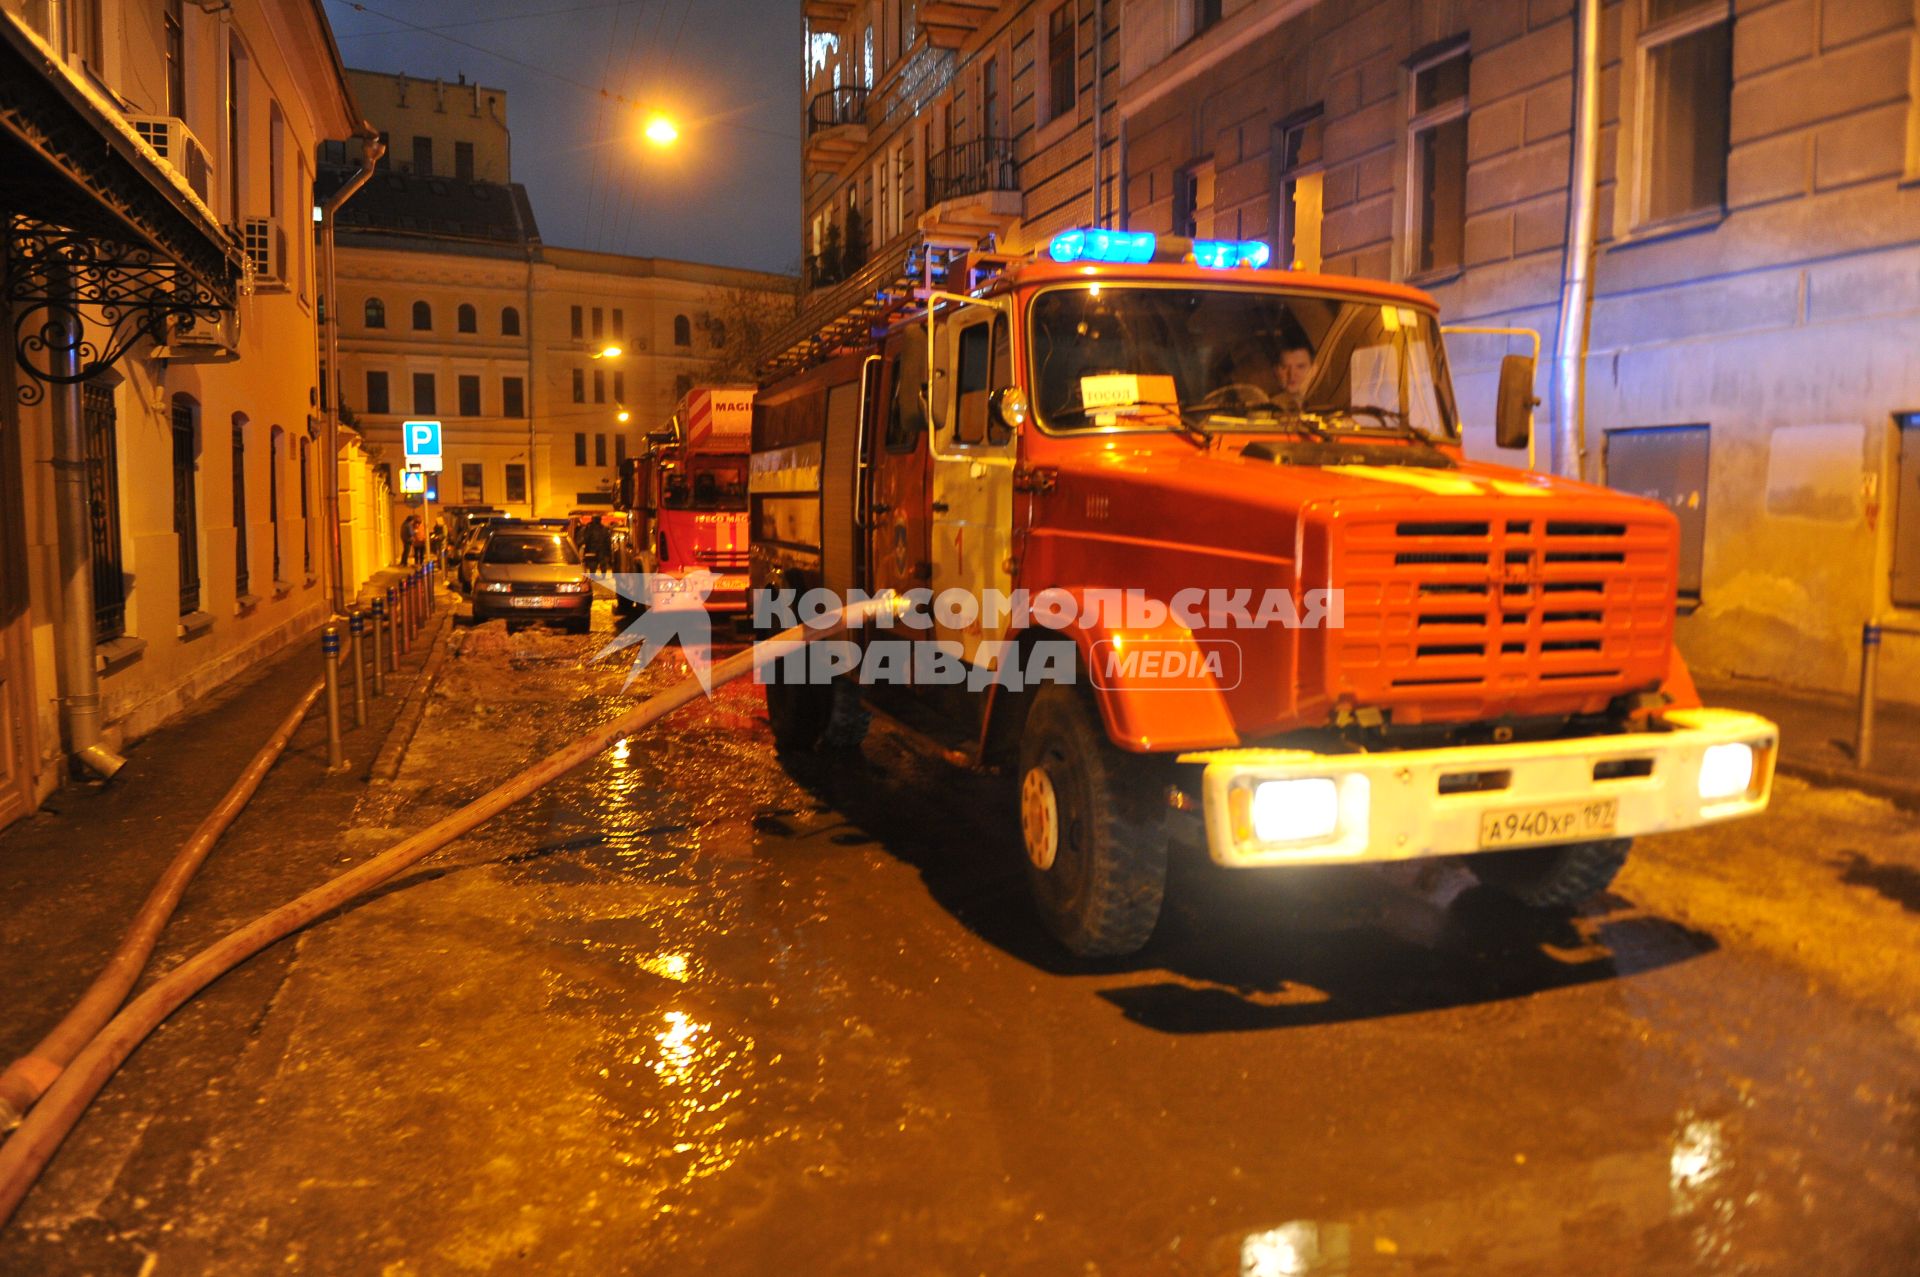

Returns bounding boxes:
[1698,742,1756,801]
[1250,777,1341,844]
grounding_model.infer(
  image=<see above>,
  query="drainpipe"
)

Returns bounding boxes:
[46,269,124,780]
[1091,0,1104,226]
[318,127,386,612]
[1552,0,1601,481]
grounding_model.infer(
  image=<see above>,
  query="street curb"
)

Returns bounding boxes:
[368,607,455,783]
[1775,758,1920,813]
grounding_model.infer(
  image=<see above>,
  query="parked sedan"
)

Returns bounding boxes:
[468,531,593,632]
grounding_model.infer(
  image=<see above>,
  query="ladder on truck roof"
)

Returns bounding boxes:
[754,233,994,380]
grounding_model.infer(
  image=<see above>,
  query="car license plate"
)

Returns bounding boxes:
[509,596,556,608]
[1478,797,1618,849]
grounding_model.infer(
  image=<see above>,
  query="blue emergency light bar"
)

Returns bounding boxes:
[1047,228,1157,264]
[1192,238,1273,269]
[1047,228,1272,270]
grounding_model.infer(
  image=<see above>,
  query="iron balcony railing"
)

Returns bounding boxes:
[926,137,1018,205]
[807,86,870,135]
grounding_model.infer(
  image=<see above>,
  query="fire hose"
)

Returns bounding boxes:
[0,681,326,1130]
[0,603,891,1228]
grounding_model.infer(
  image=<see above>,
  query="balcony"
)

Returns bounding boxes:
[804,86,869,174]
[802,0,855,19]
[920,137,1021,239]
[919,0,1004,49]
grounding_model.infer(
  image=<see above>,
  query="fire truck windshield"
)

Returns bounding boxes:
[1028,285,1459,440]
[661,456,747,512]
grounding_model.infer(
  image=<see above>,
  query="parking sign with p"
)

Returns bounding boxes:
[403,419,443,473]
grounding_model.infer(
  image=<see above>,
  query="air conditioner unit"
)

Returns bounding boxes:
[240,217,284,283]
[127,115,213,205]
[152,308,241,363]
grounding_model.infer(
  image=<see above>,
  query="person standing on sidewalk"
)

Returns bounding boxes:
[428,520,445,568]
[399,515,419,566]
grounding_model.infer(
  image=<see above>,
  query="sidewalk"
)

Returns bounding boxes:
[1696,673,1920,809]
[0,587,455,1078]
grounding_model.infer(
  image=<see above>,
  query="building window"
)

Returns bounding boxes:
[71,0,104,70]
[502,376,524,417]
[572,368,585,403]
[455,140,474,180]
[1275,109,1325,272]
[711,320,727,348]
[268,425,283,583]
[501,306,521,335]
[862,23,874,87]
[1635,0,1731,227]
[1407,44,1469,277]
[299,436,312,576]
[226,44,245,224]
[505,463,527,503]
[412,135,433,176]
[615,435,627,464]
[411,300,432,330]
[1893,415,1920,608]
[673,373,693,400]
[1046,5,1075,123]
[570,305,584,339]
[231,419,249,599]
[594,433,607,466]
[163,0,185,117]
[457,303,477,333]
[613,371,625,402]
[592,307,604,339]
[574,432,587,465]
[982,55,1001,140]
[82,379,126,642]
[365,297,385,328]
[1193,0,1222,35]
[171,397,200,615]
[366,370,390,415]
[412,372,436,415]
[458,374,481,416]
[593,369,605,403]
[1175,161,1214,238]
[673,314,691,346]
[612,308,624,338]
[461,462,483,503]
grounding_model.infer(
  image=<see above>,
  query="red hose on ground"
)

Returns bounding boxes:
[0,680,326,1131]
[0,605,890,1228]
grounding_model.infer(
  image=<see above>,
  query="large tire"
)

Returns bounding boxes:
[1017,685,1169,957]
[1465,838,1631,908]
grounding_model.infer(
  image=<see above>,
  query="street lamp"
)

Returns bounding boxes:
[616,408,631,423]
[643,114,679,147]
[593,344,623,359]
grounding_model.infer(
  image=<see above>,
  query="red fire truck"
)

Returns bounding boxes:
[750,231,1777,956]
[613,386,753,617]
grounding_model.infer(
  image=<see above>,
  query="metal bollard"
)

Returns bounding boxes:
[426,562,436,615]
[321,623,345,770]
[348,608,368,728]
[370,595,387,697]
[1856,622,1881,769]
[389,586,407,662]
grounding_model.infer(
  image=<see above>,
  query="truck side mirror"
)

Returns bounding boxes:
[1495,354,1536,450]
[987,386,1028,445]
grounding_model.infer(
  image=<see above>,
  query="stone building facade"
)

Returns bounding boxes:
[1115,0,1920,697]
[326,71,795,529]
[1,0,391,826]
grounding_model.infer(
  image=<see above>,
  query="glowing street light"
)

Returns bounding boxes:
[616,408,631,423]
[642,114,679,147]
[593,344,623,359]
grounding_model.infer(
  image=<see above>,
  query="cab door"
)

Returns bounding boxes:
[929,307,1017,665]
[866,327,932,599]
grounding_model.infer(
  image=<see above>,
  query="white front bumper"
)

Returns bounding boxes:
[1181,708,1778,868]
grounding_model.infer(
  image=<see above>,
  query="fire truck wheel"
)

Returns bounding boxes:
[1018,685,1169,957]
[765,678,834,753]
[1465,837,1631,908]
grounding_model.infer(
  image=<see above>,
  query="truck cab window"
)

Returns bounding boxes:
[954,319,993,445]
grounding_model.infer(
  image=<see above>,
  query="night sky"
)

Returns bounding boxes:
[322,0,804,276]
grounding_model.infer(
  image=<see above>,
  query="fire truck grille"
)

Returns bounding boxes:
[1334,514,1675,711]
[695,547,750,570]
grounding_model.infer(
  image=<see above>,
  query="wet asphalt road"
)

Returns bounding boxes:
[6,598,1920,1275]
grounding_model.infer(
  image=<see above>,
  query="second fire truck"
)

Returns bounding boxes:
[614,385,754,619]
